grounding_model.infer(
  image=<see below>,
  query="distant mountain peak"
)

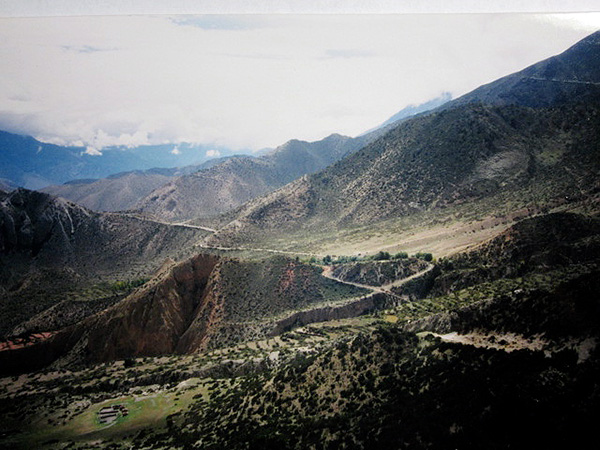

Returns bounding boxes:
[363,92,453,135]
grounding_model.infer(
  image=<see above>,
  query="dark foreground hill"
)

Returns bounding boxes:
[1,207,599,449]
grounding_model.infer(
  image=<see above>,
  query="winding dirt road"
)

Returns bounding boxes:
[124,212,437,296]
[320,263,435,302]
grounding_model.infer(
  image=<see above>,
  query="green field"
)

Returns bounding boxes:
[9,378,209,448]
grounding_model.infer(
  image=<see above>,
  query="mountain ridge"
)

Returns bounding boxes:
[40,156,243,212]
[207,31,600,247]
[0,188,210,338]
[445,30,600,109]
[134,132,372,221]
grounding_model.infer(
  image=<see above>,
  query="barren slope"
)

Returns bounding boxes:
[136,133,369,221]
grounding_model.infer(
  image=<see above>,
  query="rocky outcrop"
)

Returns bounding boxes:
[0,254,221,374]
[80,253,221,362]
[0,188,209,277]
[0,188,211,338]
[0,188,88,257]
[176,261,228,353]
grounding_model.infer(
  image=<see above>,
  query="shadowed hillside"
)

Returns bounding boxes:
[0,189,210,338]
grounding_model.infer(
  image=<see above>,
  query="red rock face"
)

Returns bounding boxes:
[0,332,55,352]
[0,252,367,375]
[176,262,227,353]
[0,253,223,374]
[81,253,222,362]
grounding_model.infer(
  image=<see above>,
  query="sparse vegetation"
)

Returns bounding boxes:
[2,30,600,450]
[109,279,149,293]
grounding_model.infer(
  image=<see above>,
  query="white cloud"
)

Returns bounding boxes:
[84,146,102,156]
[206,149,221,158]
[0,14,598,152]
[323,49,376,59]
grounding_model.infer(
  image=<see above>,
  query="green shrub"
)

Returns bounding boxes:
[414,252,433,262]
[372,251,391,261]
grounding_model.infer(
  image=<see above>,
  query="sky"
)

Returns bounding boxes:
[0,13,599,154]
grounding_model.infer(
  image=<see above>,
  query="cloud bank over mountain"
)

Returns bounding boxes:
[0,14,598,152]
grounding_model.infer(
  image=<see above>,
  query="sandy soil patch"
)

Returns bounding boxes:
[428,331,547,352]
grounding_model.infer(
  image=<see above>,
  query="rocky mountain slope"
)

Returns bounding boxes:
[135,133,371,222]
[0,254,368,374]
[447,30,600,109]
[40,157,236,212]
[41,170,174,212]
[208,32,600,246]
[0,188,209,338]
[211,102,600,246]
[134,95,453,224]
